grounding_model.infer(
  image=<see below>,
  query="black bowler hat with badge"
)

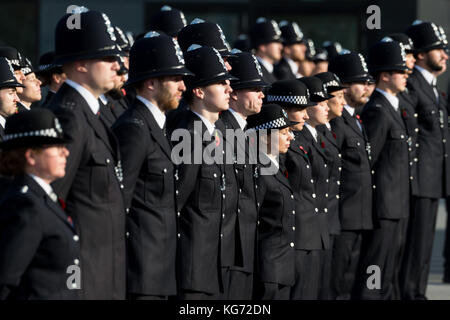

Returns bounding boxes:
[0,108,71,151]
[387,33,415,53]
[298,76,334,102]
[367,37,409,74]
[53,8,123,65]
[315,72,348,93]
[227,48,269,90]
[114,26,131,53]
[328,50,374,84]
[35,51,62,77]
[148,5,187,38]
[266,79,316,109]
[0,56,25,90]
[0,47,27,70]
[278,21,304,46]
[183,44,237,90]
[177,18,234,58]
[249,17,283,49]
[125,31,194,86]
[405,20,448,53]
[322,41,344,60]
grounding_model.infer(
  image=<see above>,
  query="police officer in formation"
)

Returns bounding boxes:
[0,4,449,301]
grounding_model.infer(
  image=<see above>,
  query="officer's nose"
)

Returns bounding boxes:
[179,80,186,92]
[224,60,232,71]
[112,60,120,70]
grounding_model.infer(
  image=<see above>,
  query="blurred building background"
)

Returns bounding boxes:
[0,0,449,90]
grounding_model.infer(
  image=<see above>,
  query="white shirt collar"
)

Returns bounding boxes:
[415,65,437,86]
[136,95,166,129]
[28,173,54,197]
[256,56,274,74]
[192,110,215,135]
[325,122,332,130]
[285,56,300,77]
[375,88,399,111]
[305,122,318,142]
[229,108,247,130]
[99,94,108,106]
[65,79,100,115]
[344,104,355,116]
[0,115,6,129]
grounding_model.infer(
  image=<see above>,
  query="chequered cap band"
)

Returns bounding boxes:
[252,117,288,131]
[266,94,308,105]
[2,128,59,142]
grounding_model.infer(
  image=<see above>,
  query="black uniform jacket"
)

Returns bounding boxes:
[255,154,296,286]
[407,68,450,198]
[47,83,126,300]
[317,124,342,235]
[112,98,177,296]
[282,134,329,250]
[361,90,410,220]
[330,108,374,231]
[220,110,258,273]
[174,111,226,295]
[274,57,297,81]
[0,174,80,300]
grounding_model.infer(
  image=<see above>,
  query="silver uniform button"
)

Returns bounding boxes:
[290,242,294,248]
[238,208,240,213]
[126,232,130,238]
[315,208,319,213]
[213,173,217,178]
[163,168,167,173]
[176,190,179,195]
[415,128,419,132]
[177,233,180,238]
[444,139,447,143]
[291,194,294,199]
[336,195,340,199]
[414,158,418,162]
[324,164,327,168]
[306,165,310,169]
[416,143,419,148]
[409,162,413,166]
[325,193,328,197]
[292,210,296,215]
[357,142,361,146]
[324,208,328,213]
[73,235,79,242]
[292,226,296,231]
[371,170,375,174]
[337,181,341,185]
[311,179,314,183]
[401,135,404,139]
[410,176,414,180]
[222,194,226,199]
[126,208,130,214]
[414,113,418,118]
[222,214,226,219]
[312,193,316,198]
[74,259,79,265]
[338,167,342,171]
[239,189,242,193]
[120,184,124,189]
[373,185,376,189]
[220,234,223,238]
[326,179,329,183]
[177,212,180,217]
[338,154,342,158]
[106,159,110,164]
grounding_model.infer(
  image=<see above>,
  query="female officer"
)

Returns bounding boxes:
[0,109,80,300]
[246,103,295,300]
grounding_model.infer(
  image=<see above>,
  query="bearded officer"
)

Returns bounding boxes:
[46,9,126,300]
[328,51,375,300]
[400,21,450,300]
[112,32,193,300]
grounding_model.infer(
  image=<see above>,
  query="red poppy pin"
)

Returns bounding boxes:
[284,170,289,178]
[356,114,362,123]
[402,109,407,118]
[214,130,221,147]
[58,197,66,210]
[121,88,127,96]
[321,141,325,148]
[443,92,446,98]
[332,131,337,139]
[299,145,307,154]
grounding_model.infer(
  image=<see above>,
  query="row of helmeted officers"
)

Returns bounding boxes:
[0,5,448,300]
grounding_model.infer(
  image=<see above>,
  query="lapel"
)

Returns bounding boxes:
[373,90,406,130]
[290,132,310,161]
[18,174,75,231]
[342,108,364,138]
[317,125,338,149]
[220,110,247,155]
[413,69,438,104]
[301,126,328,160]
[274,166,292,192]
[135,100,172,159]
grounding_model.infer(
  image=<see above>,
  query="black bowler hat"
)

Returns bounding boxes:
[387,33,415,53]
[227,49,269,90]
[125,31,193,86]
[279,21,304,46]
[313,49,328,63]
[247,103,298,131]
[178,19,234,57]
[368,37,409,74]
[114,26,131,52]
[54,9,122,65]
[322,41,343,60]
[35,51,62,76]
[314,72,348,93]
[148,5,187,38]
[0,57,25,89]
[266,79,316,109]
[304,38,316,61]
[233,34,251,53]
[298,76,334,102]
[0,109,71,150]
[405,20,448,53]
[20,57,35,76]
[183,45,237,89]
[0,47,26,70]
[328,50,374,83]
[250,17,283,49]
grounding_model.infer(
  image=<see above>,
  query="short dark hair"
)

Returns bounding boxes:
[0,148,28,177]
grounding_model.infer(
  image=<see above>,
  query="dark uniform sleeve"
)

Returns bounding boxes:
[0,196,42,299]
[50,107,86,200]
[112,118,148,208]
[361,106,388,165]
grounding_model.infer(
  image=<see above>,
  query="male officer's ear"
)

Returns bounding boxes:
[192,87,205,100]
